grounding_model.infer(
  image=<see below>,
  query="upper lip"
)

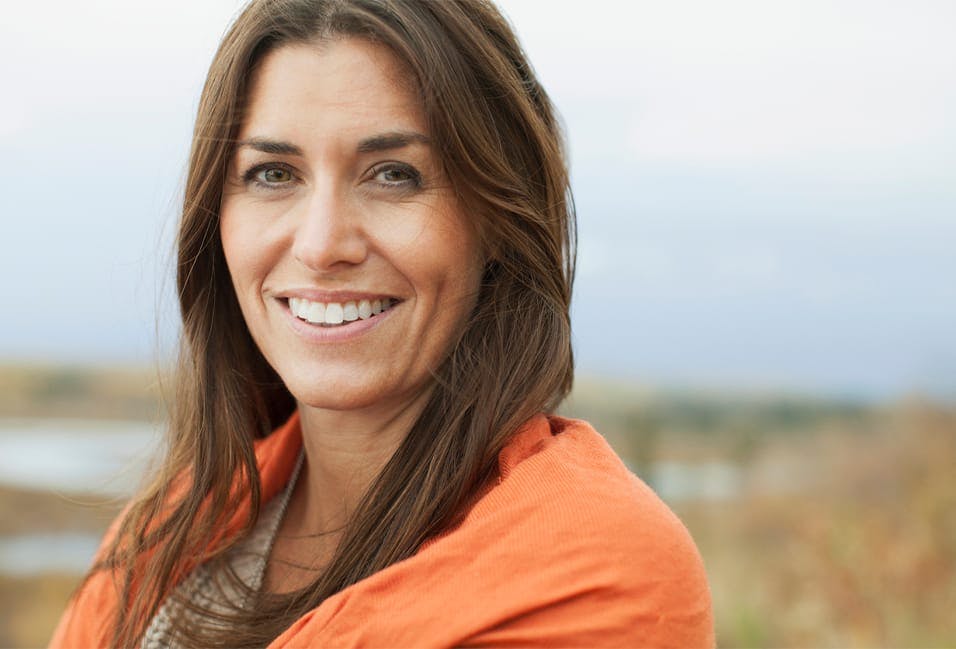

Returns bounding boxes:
[279,288,401,303]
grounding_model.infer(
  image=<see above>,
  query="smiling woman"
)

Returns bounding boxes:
[221,41,483,420]
[50,1,713,648]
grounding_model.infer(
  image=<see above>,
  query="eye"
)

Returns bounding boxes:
[379,167,412,183]
[242,163,297,189]
[370,163,422,189]
[260,167,292,183]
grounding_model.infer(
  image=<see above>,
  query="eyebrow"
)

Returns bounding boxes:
[236,138,303,156]
[356,131,431,153]
[236,131,431,156]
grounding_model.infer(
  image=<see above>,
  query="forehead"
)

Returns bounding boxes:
[240,39,425,142]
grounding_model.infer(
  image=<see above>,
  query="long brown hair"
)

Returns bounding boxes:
[96,0,575,646]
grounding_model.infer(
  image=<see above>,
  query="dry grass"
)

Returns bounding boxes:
[0,363,163,420]
[0,485,121,536]
[0,573,79,648]
[671,400,956,648]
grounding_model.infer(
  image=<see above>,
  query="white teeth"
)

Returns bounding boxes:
[324,302,345,324]
[358,299,372,320]
[289,297,393,325]
[305,302,326,324]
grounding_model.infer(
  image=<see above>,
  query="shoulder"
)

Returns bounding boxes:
[462,415,715,647]
[491,415,702,556]
[267,415,714,648]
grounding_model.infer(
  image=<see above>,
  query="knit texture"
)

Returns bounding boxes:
[141,452,303,648]
[50,413,714,648]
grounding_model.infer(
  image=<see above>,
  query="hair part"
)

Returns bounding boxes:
[93,1,575,646]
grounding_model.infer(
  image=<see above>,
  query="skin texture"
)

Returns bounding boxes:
[219,39,484,588]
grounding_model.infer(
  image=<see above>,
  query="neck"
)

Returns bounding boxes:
[291,391,429,535]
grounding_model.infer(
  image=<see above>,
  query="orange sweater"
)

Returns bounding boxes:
[51,413,714,648]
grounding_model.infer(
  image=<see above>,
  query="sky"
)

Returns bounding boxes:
[1,0,954,399]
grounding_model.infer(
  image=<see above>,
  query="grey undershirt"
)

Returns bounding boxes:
[141,453,304,648]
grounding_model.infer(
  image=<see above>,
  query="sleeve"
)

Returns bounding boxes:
[462,480,715,649]
[48,571,118,649]
[48,513,126,649]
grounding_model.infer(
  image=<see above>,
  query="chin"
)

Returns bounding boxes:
[286,383,377,411]
[281,372,421,414]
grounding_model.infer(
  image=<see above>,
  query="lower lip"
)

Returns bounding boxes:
[282,300,396,343]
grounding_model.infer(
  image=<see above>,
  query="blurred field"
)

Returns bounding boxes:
[1,365,954,647]
[565,383,956,648]
[0,364,164,421]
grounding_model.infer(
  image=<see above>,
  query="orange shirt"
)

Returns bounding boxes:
[51,413,714,648]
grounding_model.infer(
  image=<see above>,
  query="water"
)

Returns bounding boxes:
[651,460,742,502]
[0,533,102,575]
[0,418,160,576]
[0,418,159,496]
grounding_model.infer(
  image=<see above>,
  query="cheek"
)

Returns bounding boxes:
[418,227,480,293]
[220,223,247,287]
[219,212,271,303]
[427,225,484,321]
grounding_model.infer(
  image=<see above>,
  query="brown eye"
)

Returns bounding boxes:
[243,163,298,190]
[261,167,292,183]
[381,168,411,182]
[371,163,422,188]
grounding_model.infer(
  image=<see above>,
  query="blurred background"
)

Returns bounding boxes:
[1,0,954,646]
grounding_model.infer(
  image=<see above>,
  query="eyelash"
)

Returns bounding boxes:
[240,162,423,192]
[369,162,423,190]
[242,162,296,190]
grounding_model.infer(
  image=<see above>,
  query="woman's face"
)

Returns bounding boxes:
[220,39,483,414]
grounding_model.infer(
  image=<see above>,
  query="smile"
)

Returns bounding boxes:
[288,297,397,326]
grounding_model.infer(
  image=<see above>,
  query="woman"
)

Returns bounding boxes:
[52,1,713,647]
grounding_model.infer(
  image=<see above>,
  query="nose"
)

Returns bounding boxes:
[291,184,369,271]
